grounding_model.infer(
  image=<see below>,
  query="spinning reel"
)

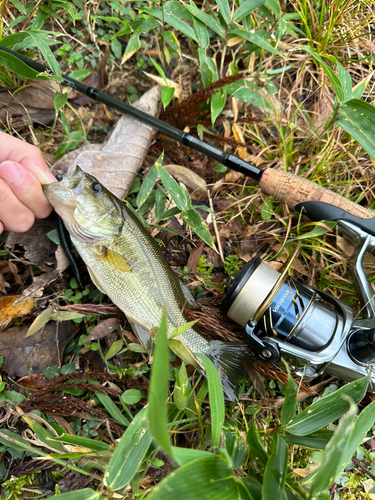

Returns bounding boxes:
[222,221,375,389]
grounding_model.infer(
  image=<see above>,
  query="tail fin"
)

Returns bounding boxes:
[205,341,251,401]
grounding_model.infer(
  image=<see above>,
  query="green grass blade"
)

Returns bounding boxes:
[105,406,152,491]
[184,0,226,38]
[146,456,238,500]
[47,434,110,452]
[196,354,224,448]
[262,435,288,500]
[148,311,173,457]
[286,375,369,436]
[231,28,283,56]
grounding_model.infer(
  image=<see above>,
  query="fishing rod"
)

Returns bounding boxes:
[3,45,375,391]
[1,44,375,234]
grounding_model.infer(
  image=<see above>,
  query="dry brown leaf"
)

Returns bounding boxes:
[14,270,60,305]
[52,85,162,200]
[0,294,34,320]
[336,234,355,257]
[80,317,120,344]
[164,164,207,196]
[17,373,49,390]
[143,72,182,98]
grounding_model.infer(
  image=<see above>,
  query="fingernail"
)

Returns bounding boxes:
[45,169,57,182]
[0,161,23,185]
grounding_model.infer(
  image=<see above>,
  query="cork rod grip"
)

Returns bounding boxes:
[259,169,374,220]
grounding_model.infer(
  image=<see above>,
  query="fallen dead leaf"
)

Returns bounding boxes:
[143,72,182,98]
[17,373,49,390]
[1,321,77,378]
[14,270,60,305]
[80,318,120,344]
[0,294,34,320]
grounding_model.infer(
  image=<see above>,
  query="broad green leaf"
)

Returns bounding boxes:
[184,0,225,39]
[340,398,375,468]
[174,363,189,410]
[286,374,370,436]
[214,0,231,23]
[27,32,61,78]
[236,477,263,500]
[170,319,200,339]
[301,47,345,102]
[196,354,224,448]
[261,198,273,221]
[56,130,85,158]
[26,307,53,337]
[161,85,175,108]
[155,186,167,221]
[0,50,44,80]
[105,406,152,491]
[164,31,181,53]
[263,435,288,500]
[104,339,123,361]
[124,200,149,227]
[307,401,357,495]
[282,430,334,450]
[143,2,198,42]
[352,76,368,100]
[225,79,271,110]
[54,92,68,113]
[157,165,191,212]
[45,489,105,500]
[169,339,201,369]
[265,0,281,17]
[95,392,129,427]
[180,208,213,246]
[280,371,298,427]
[199,47,217,88]
[122,18,159,63]
[136,164,158,207]
[111,36,122,59]
[211,88,226,126]
[146,456,238,500]
[191,15,210,49]
[171,446,212,465]
[323,53,352,102]
[337,99,375,160]
[47,434,110,452]
[296,220,336,240]
[148,312,173,456]
[246,421,268,465]
[233,0,265,22]
[231,29,283,56]
[50,311,85,321]
[222,421,246,469]
[121,389,142,405]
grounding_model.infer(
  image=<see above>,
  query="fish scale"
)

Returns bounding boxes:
[44,165,250,400]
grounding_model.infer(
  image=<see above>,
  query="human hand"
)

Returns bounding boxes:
[0,130,56,234]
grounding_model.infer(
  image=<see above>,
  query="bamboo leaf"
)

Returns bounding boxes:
[211,88,227,126]
[136,163,158,208]
[337,99,375,160]
[231,28,283,56]
[0,50,43,79]
[280,371,298,428]
[180,209,213,246]
[143,2,198,42]
[246,421,268,465]
[146,456,238,500]
[262,435,288,500]
[43,489,106,500]
[174,362,189,410]
[307,400,357,495]
[171,446,212,465]
[95,392,129,427]
[148,311,173,456]
[105,406,152,491]
[196,354,225,448]
[281,430,334,450]
[214,0,231,23]
[184,0,226,39]
[233,0,265,21]
[286,375,370,436]
[104,339,123,361]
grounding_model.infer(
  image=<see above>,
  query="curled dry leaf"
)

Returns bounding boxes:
[164,164,207,196]
[52,85,162,200]
[143,72,182,98]
[81,317,120,344]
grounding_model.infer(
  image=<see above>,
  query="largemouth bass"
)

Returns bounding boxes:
[44,166,249,400]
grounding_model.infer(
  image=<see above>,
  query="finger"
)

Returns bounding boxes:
[0,161,53,219]
[0,179,35,233]
[0,220,4,235]
[0,131,56,185]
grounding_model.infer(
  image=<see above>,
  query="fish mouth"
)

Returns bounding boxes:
[43,165,85,209]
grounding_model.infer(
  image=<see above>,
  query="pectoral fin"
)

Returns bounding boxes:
[128,320,153,352]
[180,282,201,311]
[94,245,132,272]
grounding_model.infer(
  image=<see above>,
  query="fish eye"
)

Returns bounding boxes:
[56,173,63,182]
[91,183,103,194]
